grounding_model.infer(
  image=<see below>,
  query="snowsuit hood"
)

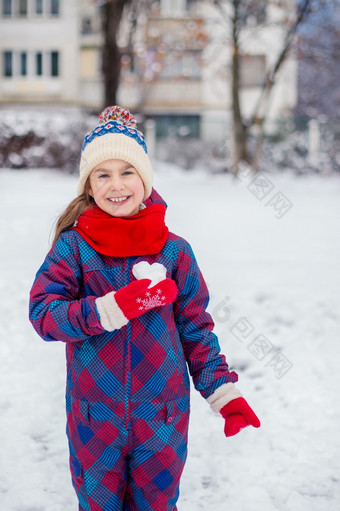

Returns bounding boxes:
[144,187,168,209]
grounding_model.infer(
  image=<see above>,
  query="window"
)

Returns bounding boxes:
[187,0,197,10]
[154,114,200,138]
[82,18,93,35]
[160,0,197,16]
[51,51,59,76]
[160,0,186,16]
[240,54,266,88]
[159,50,201,79]
[121,52,135,73]
[20,51,27,75]
[80,48,99,78]
[3,51,12,77]
[158,52,180,79]
[35,0,43,15]
[18,0,27,16]
[1,0,61,17]
[2,0,12,16]
[36,52,43,75]
[182,51,201,79]
[239,0,266,25]
[50,0,59,16]
[2,50,60,78]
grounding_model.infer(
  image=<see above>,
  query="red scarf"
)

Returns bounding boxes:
[73,205,169,257]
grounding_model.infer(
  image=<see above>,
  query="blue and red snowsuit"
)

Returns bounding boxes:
[29,193,238,511]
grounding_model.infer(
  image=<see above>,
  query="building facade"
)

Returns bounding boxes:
[0,0,80,104]
[0,0,297,146]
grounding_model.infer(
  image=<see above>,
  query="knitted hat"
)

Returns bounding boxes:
[78,106,153,200]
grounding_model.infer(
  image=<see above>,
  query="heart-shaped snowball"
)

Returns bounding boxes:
[132,261,167,287]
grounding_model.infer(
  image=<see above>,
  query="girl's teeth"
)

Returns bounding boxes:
[110,197,128,203]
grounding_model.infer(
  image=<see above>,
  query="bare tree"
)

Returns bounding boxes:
[100,0,131,107]
[213,0,315,172]
[295,0,340,120]
[99,0,157,110]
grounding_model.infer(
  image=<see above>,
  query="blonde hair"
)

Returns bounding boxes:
[52,179,95,246]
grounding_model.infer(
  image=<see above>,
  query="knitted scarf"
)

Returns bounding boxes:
[73,204,169,257]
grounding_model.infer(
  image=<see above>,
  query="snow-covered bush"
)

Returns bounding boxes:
[260,119,340,175]
[0,107,96,172]
[156,119,339,175]
[1,108,338,174]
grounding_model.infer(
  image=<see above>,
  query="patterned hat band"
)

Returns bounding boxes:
[82,120,148,154]
[78,106,153,200]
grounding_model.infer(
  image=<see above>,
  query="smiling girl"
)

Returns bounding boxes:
[89,160,144,217]
[29,106,260,511]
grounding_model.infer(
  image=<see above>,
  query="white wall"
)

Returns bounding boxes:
[0,0,79,104]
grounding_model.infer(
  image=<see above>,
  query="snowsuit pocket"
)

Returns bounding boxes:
[69,454,84,495]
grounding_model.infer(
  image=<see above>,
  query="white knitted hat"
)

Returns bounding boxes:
[78,106,153,200]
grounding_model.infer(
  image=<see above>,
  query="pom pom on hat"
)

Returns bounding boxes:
[78,105,153,200]
[98,106,137,128]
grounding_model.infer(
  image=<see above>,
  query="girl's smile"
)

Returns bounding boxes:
[108,196,131,203]
[89,159,145,217]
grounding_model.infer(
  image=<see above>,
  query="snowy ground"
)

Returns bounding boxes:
[0,164,340,511]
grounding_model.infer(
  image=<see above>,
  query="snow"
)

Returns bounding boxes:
[132,261,168,287]
[0,164,340,510]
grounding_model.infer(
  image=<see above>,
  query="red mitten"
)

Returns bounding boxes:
[115,278,178,320]
[220,397,261,437]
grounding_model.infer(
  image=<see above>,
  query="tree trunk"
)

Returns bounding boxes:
[231,0,248,169]
[232,45,248,165]
[101,0,129,108]
[214,0,314,172]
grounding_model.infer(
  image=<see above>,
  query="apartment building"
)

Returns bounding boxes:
[118,0,297,141]
[0,0,297,143]
[0,0,79,103]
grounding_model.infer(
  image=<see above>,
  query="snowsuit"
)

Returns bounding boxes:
[29,194,238,511]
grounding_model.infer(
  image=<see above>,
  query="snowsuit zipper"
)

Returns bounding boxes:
[125,257,132,431]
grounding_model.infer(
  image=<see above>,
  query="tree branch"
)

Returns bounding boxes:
[249,0,313,126]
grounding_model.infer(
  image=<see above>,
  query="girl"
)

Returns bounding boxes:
[29,106,260,511]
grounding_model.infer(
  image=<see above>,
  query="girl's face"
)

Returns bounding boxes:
[89,159,145,217]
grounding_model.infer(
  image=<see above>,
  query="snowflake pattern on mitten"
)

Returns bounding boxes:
[136,289,167,311]
[114,277,178,321]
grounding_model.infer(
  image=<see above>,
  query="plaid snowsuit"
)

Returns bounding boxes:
[29,203,238,510]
